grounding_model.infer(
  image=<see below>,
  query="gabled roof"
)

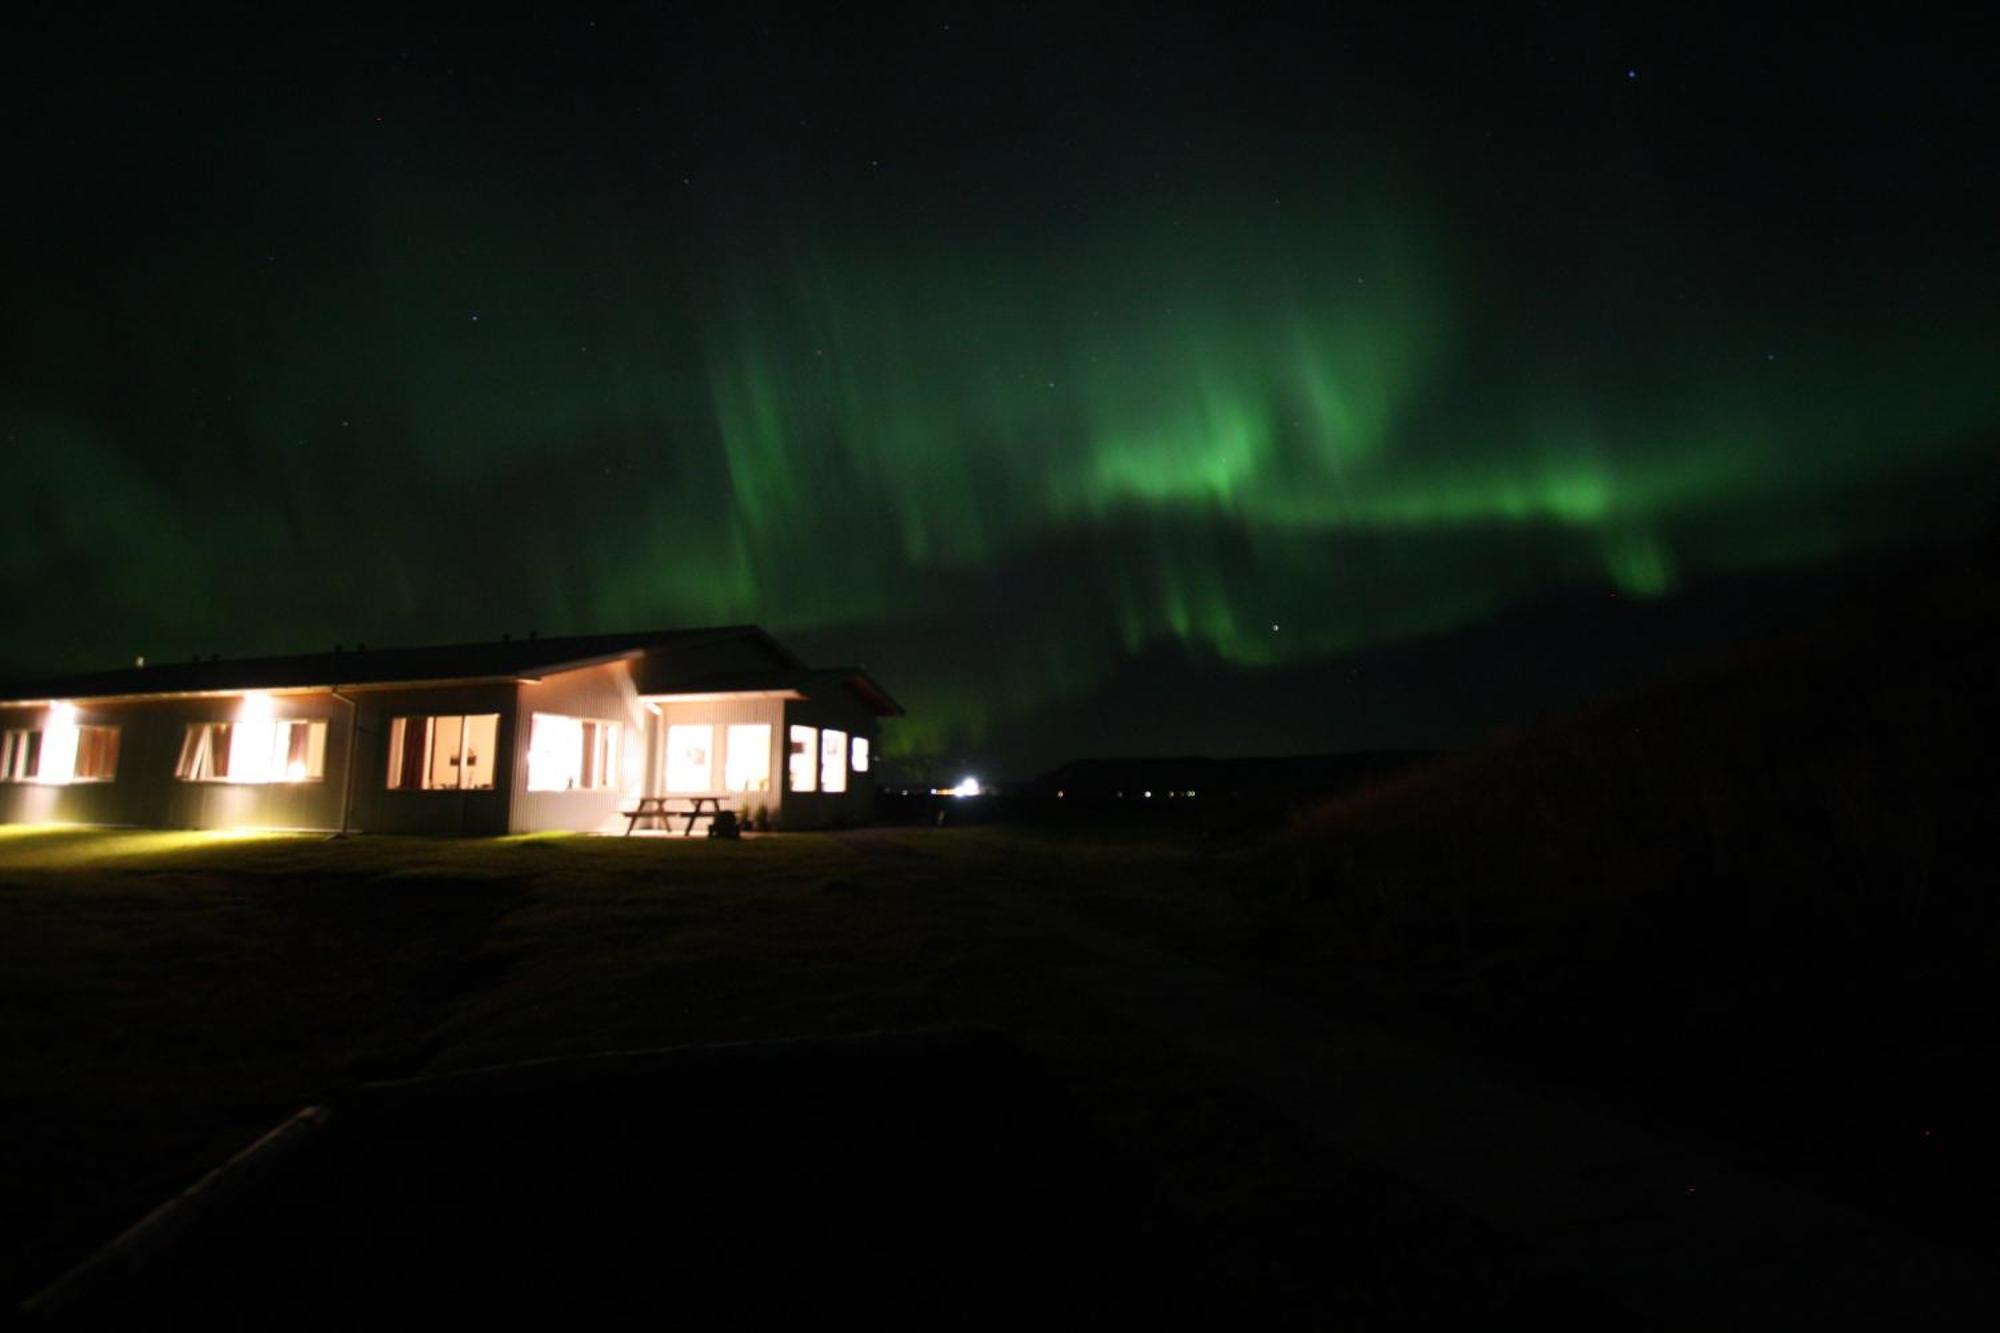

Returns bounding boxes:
[641,666,904,717]
[0,626,801,705]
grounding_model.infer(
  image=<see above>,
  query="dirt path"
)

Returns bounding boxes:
[838,831,1969,1322]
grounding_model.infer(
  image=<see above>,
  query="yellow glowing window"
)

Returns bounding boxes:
[1,729,42,782]
[725,724,772,792]
[820,728,848,794]
[177,719,325,783]
[666,724,714,793]
[176,723,234,781]
[850,736,869,773]
[527,714,621,792]
[387,714,499,790]
[788,725,817,793]
[72,726,121,782]
[272,721,327,782]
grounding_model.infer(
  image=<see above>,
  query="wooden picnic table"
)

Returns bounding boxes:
[622,794,730,836]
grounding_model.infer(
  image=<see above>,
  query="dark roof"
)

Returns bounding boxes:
[0,626,799,704]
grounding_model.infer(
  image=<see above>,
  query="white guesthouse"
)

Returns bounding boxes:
[0,626,899,835]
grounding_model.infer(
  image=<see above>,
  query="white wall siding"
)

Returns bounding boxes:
[509,660,650,834]
[0,695,351,831]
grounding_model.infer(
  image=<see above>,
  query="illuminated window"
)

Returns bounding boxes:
[821,728,848,794]
[725,724,772,792]
[666,724,714,792]
[851,736,869,773]
[273,721,327,782]
[788,725,817,793]
[583,721,617,789]
[386,714,499,790]
[176,723,233,781]
[527,714,621,792]
[1,729,41,782]
[72,726,120,782]
[177,720,326,783]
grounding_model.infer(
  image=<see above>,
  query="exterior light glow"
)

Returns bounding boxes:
[231,693,278,784]
[41,703,81,785]
[950,776,981,798]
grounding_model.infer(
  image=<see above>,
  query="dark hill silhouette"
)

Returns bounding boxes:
[1264,535,2000,1249]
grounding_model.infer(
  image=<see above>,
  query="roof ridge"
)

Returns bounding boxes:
[0,625,785,704]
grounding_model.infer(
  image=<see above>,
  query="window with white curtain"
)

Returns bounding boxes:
[820,728,848,793]
[725,724,772,792]
[527,714,621,791]
[666,723,714,792]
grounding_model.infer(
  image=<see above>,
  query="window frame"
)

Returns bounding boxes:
[1,728,43,783]
[176,719,328,784]
[386,714,501,791]
[175,722,234,782]
[820,728,848,794]
[787,725,817,793]
[526,713,623,793]
[724,723,773,793]
[70,725,121,783]
[665,722,716,794]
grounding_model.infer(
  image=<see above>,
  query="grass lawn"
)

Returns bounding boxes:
[8,772,1990,1318]
[1,824,1586,1322]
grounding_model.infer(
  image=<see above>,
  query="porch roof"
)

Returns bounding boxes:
[639,668,904,717]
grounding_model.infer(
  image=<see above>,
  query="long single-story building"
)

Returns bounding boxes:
[0,626,899,835]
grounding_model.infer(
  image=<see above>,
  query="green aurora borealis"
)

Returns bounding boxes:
[4,10,1996,769]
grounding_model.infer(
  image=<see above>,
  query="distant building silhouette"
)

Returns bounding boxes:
[1032,751,1432,801]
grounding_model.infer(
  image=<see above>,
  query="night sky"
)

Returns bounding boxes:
[4,8,1995,775]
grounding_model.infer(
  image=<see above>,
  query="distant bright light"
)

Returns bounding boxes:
[949,776,982,798]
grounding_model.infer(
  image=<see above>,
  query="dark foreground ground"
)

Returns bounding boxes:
[3,826,1634,1326]
[39,1033,1197,1326]
[2,804,1994,1325]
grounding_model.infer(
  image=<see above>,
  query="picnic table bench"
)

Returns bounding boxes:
[622,794,731,836]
